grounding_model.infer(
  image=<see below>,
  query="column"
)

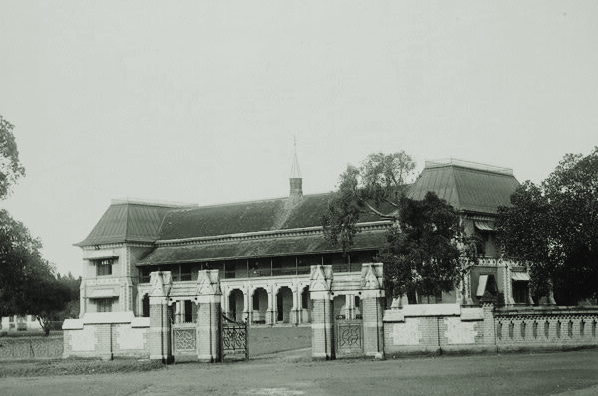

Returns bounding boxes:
[310,265,334,360]
[149,271,173,364]
[266,285,275,326]
[243,284,251,323]
[290,283,300,325]
[196,269,222,363]
[361,263,385,359]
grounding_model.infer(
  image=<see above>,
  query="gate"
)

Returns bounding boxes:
[335,315,363,358]
[172,323,197,357]
[221,313,248,360]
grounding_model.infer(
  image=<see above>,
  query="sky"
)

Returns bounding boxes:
[1,1,597,277]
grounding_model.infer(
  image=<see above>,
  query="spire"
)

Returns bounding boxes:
[290,136,302,179]
[289,136,303,199]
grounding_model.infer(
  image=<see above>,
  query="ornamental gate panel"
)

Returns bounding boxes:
[172,323,197,356]
[335,315,364,358]
[221,313,248,360]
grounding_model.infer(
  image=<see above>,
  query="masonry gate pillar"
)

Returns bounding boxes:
[310,265,334,360]
[361,263,385,359]
[149,271,173,364]
[196,269,222,362]
[482,303,496,346]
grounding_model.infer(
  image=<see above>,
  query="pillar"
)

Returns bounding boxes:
[482,303,496,347]
[196,269,222,363]
[361,263,385,359]
[310,265,334,360]
[149,271,173,364]
[266,286,275,326]
[290,284,301,325]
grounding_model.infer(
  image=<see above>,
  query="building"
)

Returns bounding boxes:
[75,156,525,326]
[0,315,42,333]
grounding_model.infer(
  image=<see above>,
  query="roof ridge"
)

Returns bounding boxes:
[184,192,333,210]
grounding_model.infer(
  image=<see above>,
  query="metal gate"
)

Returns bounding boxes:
[335,315,363,357]
[221,313,248,360]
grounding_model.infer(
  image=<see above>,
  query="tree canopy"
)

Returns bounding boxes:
[497,147,598,305]
[322,152,416,250]
[322,152,479,302]
[0,115,25,199]
[0,114,74,334]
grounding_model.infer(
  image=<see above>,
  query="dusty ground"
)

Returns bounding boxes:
[3,348,598,395]
[3,326,598,395]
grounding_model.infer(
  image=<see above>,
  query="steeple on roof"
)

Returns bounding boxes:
[289,136,303,200]
[289,136,302,179]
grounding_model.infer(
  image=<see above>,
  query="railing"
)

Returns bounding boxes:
[495,308,598,345]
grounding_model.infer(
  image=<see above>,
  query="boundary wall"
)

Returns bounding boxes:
[383,304,598,357]
[62,312,149,360]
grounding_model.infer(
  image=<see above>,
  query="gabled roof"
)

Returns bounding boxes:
[407,159,519,215]
[75,200,195,247]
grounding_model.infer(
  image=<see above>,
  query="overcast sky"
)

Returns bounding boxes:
[1,1,597,276]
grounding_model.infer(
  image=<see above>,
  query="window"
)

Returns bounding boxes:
[513,281,529,304]
[96,298,113,312]
[95,258,114,276]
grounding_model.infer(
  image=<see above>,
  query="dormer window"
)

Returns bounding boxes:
[95,258,115,276]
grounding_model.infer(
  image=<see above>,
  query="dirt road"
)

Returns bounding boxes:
[3,348,598,396]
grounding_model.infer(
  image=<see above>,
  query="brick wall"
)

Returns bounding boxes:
[63,312,149,359]
[383,304,598,357]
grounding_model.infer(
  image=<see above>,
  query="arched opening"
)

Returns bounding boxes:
[229,289,245,322]
[276,286,293,323]
[252,287,268,325]
[301,286,312,323]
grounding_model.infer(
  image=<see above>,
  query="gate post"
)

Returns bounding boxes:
[310,265,334,360]
[149,271,173,364]
[196,269,222,362]
[361,263,385,359]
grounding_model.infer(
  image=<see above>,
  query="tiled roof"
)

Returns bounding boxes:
[78,159,518,249]
[407,160,519,215]
[75,201,193,247]
[137,228,387,265]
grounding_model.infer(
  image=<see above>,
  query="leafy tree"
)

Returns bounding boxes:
[0,209,69,335]
[322,152,416,250]
[0,115,26,199]
[322,152,481,302]
[25,276,71,336]
[497,147,598,305]
[0,209,72,335]
[378,192,479,303]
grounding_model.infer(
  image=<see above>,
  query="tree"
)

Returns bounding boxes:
[497,147,598,305]
[322,152,480,302]
[322,152,416,250]
[0,115,26,199]
[0,209,71,335]
[378,192,477,303]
